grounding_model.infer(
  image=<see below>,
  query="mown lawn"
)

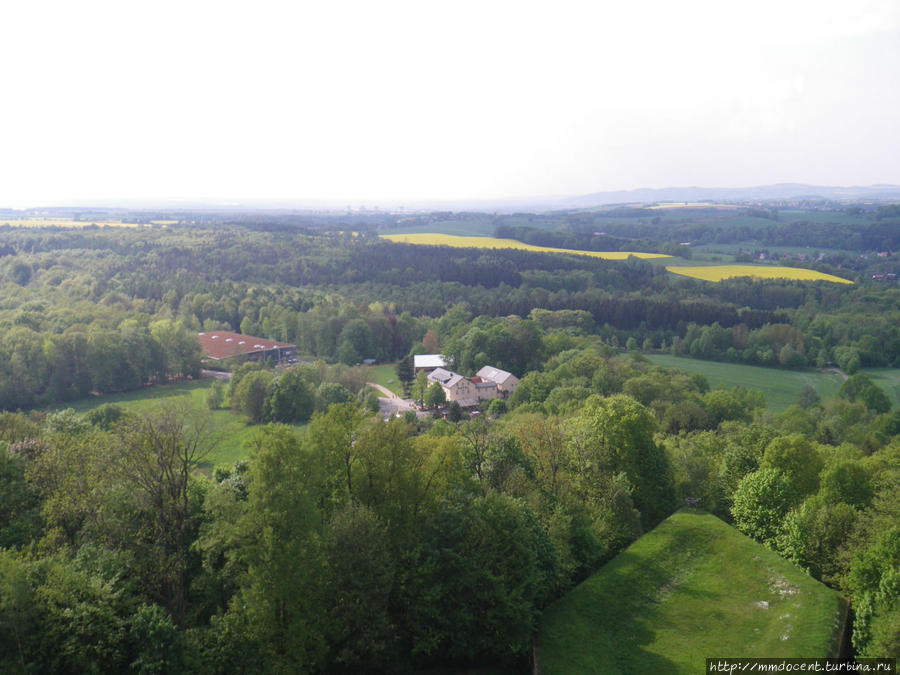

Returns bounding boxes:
[645,354,844,412]
[51,378,302,470]
[536,510,845,673]
[367,363,403,396]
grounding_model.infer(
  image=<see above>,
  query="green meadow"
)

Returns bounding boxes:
[366,363,403,395]
[51,378,301,471]
[536,510,845,673]
[646,354,844,412]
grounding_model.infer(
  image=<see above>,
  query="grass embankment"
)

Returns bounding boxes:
[645,354,843,412]
[536,510,845,673]
[51,379,296,470]
[380,233,670,260]
[666,264,852,284]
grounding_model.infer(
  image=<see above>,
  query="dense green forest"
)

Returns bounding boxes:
[0,211,898,671]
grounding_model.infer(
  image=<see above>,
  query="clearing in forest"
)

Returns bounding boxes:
[51,379,297,470]
[666,264,852,284]
[380,233,670,260]
[536,510,845,673]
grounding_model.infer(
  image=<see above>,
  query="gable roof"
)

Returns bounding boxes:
[476,365,515,384]
[428,367,465,389]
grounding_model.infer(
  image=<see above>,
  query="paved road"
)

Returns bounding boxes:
[367,382,419,419]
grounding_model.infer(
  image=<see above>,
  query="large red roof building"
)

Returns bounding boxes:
[196,331,296,363]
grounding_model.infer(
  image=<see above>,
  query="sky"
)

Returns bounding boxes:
[0,0,898,207]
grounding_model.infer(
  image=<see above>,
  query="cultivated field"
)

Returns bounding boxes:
[0,218,143,228]
[536,510,845,673]
[646,354,843,411]
[666,264,853,284]
[52,379,301,470]
[380,233,671,260]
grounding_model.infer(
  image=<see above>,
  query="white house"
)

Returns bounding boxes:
[424,364,520,408]
[427,367,476,406]
[476,366,519,398]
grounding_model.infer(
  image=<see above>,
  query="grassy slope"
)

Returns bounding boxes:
[645,354,844,412]
[536,510,845,674]
[51,379,298,470]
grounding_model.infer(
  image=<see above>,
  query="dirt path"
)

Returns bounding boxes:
[821,367,848,381]
[367,382,401,399]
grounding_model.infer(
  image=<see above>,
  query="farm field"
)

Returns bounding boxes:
[380,232,670,260]
[646,354,843,411]
[536,510,845,673]
[666,264,853,284]
[0,218,143,228]
[51,378,300,470]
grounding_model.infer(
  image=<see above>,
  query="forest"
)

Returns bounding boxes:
[0,209,897,671]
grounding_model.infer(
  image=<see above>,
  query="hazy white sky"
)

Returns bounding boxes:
[1,0,898,207]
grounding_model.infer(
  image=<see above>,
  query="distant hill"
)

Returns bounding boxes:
[560,183,900,209]
[7,183,900,214]
[536,509,846,673]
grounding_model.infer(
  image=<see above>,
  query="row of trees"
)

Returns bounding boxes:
[0,319,201,410]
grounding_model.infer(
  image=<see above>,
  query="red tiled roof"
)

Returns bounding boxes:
[196,331,294,360]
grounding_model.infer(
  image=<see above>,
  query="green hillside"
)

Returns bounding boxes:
[536,510,846,673]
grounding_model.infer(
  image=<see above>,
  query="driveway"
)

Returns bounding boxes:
[367,382,418,419]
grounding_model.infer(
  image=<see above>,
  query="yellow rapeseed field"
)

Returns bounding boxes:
[0,218,142,229]
[380,233,670,260]
[666,265,853,284]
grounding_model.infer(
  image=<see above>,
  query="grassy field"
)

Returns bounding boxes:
[690,244,848,258]
[51,378,297,470]
[646,354,843,412]
[666,264,853,284]
[380,233,670,260]
[0,218,143,228]
[861,368,900,408]
[536,510,845,673]
[386,218,497,236]
[366,364,402,395]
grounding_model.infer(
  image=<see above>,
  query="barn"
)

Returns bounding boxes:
[197,331,296,364]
